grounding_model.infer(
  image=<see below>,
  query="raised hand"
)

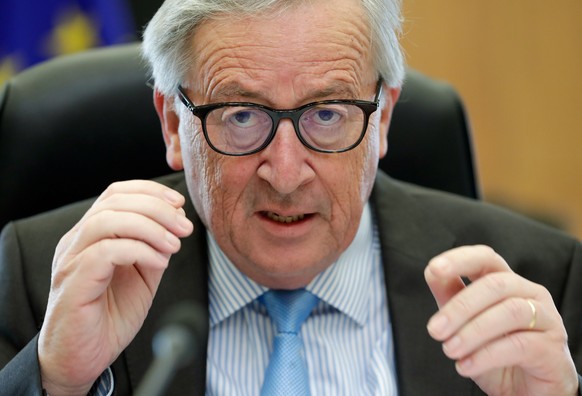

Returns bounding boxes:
[425,245,578,396]
[38,180,194,395]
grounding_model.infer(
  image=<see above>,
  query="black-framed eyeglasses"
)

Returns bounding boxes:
[176,80,383,156]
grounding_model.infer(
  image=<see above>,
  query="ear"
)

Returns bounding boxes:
[378,84,401,159]
[154,89,184,170]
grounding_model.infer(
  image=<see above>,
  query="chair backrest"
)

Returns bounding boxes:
[0,43,479,230]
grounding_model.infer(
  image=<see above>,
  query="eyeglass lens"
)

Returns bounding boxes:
[204,103,366,155]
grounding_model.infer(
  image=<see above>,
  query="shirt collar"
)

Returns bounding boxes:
[208,203,377,327]
[207,232,266,326]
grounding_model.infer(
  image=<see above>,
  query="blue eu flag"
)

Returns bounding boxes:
[0,0,135,83]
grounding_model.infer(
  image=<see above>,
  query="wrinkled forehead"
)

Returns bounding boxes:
[185,0,376,101]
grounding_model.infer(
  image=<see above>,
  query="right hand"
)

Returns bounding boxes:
[38,180,194,396]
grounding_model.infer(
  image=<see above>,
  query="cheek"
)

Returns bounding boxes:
[179,123,223,226]
[333,125,379,208]
[324,135,378,231]
[180,123,255,233]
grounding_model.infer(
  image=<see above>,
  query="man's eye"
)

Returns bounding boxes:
[225,109,259,127]
[314,109,340,124]
[231,111,253,126]
[303,105,347,127]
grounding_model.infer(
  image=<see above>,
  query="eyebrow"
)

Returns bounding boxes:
[308,84,360,101]
[209,81,360,104]
[210,84,261,102]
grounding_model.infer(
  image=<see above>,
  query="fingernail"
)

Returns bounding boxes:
[428,314,448,336]
[177,214,192,232]
[456,357,472,375]
[164,189,183,204]
[157,251,171,264]
[443,335,461,354]
[431,257,450,273]
[166,231,180,248]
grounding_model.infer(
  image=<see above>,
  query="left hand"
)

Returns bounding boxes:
[425,245,579,396]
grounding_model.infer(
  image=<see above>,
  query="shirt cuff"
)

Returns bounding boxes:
[88,367,114,396]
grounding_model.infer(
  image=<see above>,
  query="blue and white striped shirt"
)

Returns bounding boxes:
[207,203,398,395]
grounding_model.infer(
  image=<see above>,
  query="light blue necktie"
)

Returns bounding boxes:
[260,289,320,396]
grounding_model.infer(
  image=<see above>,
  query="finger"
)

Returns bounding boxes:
[427,245,511,282]
[425,245,508,312]
[456,331,537,378]
[426,245,514,340]
[54,238,172,302]
[453,330,564,379]
[441,297,545,360]
[424,261,466,308]
[69,181,190,236]
[93,180,186,209]
[88,193,192,237]
[61,210,184,261]
[455,327,579,396]
[59,184,192,252]
[428,271,545,341]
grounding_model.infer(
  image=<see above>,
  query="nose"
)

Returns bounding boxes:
[256,119,316,194]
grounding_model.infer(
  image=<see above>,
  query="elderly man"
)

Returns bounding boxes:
[0,0,581,395]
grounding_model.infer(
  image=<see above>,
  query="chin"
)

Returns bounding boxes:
[249,253,336,289]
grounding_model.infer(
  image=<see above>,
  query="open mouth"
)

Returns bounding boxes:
[264,211,308,224]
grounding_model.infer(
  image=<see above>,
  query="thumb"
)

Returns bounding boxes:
[424,256,466,308]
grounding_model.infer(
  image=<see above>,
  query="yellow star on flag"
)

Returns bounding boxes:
[0,56,19,85]
[45,7,100,57]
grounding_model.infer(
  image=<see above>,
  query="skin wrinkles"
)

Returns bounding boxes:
[177,114,220,230]
[188,5,371,107]
[162,0,399,289]
[207,44,365,104]
[193,48,366,107]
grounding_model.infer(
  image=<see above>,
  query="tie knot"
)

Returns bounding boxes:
[261,289,319,334]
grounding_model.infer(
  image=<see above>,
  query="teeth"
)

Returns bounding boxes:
[266,212,305,223]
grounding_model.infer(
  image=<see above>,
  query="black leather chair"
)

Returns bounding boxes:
[0,43,479,231]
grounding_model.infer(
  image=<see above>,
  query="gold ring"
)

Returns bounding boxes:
[526,299,537,330]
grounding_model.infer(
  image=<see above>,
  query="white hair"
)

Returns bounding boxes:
[142,0,405,95]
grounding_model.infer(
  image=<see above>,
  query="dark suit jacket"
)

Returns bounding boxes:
[1,171,581,395]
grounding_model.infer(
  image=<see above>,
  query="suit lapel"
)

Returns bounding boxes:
[372,171,479,395]
[123,175,210,395]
